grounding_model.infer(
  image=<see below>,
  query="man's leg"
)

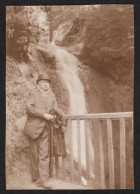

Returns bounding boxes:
[38,127,50,184]
[28,137,38,182]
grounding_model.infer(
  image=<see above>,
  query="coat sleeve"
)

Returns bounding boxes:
[26,92,45,118]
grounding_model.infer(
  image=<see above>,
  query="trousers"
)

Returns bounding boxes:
[28,127,50,183]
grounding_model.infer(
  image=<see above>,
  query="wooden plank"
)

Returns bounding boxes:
[99,120,106,189]
[131,117,134,136]
[130,117,134,148]
[64,112,133,120]
[50,124,54,177]
[68,119,74,182]
[100,118,131,121]
[84,119,90,182]
[120,118,126,189]
[130,117,134,188]
[62,156,66,180]
[55,156,59,178]
[107,118,115,189]
[77,119,82,183]
[131,117,134,158]
[93,119,101,188]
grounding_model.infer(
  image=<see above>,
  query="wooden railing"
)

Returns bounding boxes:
[54,112,133,189]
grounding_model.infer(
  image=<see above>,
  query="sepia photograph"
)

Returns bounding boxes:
[6,5,134,190]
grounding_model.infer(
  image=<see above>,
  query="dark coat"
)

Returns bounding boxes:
[49,109,67,157]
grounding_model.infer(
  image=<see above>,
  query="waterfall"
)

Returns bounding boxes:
[50,44,86,114]
[37,41,94,184]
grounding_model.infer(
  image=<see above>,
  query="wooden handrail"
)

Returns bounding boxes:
[57,112,133,189]
[64,112,133,119]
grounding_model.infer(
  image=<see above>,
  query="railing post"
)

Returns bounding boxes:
[99,120,105,189]
[94,119,101,188]
[77,119,82,183]
[68,119,74,182]
[55,156,58,178]
[120,118,126,189]
[62,156,66,180]
[84,119,90,182]
[131,117,134,188]
[107,118,115,189]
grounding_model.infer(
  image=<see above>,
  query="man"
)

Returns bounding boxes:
[23,73,61,189]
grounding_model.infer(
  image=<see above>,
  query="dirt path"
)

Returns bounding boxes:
[7,176,95,190]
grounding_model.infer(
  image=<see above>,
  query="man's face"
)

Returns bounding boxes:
[38,80,50,92]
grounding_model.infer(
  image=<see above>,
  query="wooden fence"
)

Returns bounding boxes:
[53,112,133,189]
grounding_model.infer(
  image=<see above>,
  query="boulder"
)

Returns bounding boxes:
[15,115,27,131]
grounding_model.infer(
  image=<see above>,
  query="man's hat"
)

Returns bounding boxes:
[36,73,51,84]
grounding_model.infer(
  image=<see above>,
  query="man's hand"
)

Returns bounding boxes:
[44,113,54,121]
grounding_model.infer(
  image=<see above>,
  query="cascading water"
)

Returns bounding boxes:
[37,28,94,183]
[50,44,86,114]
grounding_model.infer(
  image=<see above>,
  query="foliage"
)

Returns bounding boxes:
[6,6,50,62]
[6,5,97,61]
[80,5,134,82]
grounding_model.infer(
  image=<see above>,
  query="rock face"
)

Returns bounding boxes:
[6,5,134,189]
